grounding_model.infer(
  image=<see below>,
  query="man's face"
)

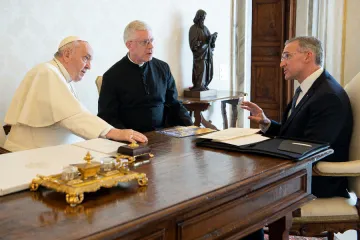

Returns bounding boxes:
[127,30,154,64]
[280,41,308,81]
[66,41,93,82]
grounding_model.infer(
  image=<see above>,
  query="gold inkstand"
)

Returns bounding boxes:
[30,151,148,207]
[72,152,101,180]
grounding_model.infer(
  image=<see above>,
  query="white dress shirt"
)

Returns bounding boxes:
[261,67,324,132]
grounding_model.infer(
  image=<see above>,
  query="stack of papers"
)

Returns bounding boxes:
[73,138,126,155]
[199,128,269,146]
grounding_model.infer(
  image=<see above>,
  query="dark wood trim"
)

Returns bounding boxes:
[283,0,297,109]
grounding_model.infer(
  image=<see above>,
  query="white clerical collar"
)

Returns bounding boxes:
[298,67,324,95]
[52,58,72,83]
[127,53,145,67]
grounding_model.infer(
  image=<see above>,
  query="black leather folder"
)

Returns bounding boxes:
[196,136,330,161]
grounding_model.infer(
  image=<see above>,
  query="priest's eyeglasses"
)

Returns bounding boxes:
[131,38,154,46]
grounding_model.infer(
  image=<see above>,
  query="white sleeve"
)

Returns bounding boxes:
[59,111,113,139]
[260,122,271,133]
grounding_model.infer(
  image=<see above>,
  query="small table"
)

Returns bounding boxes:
[179,90,246,130]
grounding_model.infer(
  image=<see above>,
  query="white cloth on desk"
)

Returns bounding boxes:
[4,59,112,152]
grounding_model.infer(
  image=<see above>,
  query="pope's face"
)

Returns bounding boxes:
[67,42,93,82]
[127,30,154,64]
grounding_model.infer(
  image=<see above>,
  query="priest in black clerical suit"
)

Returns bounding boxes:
[98,20,192,132]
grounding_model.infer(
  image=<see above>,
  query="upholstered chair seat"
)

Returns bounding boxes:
[291,72,360,240]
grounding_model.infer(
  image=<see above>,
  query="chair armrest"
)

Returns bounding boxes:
[313,160,360,176]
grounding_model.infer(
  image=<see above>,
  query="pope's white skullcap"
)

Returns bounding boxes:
[58,36,85,49]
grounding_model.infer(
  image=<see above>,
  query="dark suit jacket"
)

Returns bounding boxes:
[98,56,193,132]
[267,70,353,198]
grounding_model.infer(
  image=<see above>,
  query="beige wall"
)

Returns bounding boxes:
[0,0,232,123]
[343,0,360,85]
[296,0,360,87]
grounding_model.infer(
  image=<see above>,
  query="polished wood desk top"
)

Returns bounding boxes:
[0,132,325,240]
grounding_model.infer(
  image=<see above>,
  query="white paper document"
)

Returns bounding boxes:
[199,128,261,141]
[218,134,269,146]
[0,145,109,196]
[73,138,126,155]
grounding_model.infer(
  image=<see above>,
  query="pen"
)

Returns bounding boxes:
[292,142,312,147]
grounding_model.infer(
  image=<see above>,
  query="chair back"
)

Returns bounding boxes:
[344,72,360,195]
[0,125,6,147]
[95,76,103,94]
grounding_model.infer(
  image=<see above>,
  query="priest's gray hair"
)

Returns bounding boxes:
[54,41,81,58]
[285,36,324,66]
[123,20,152,44]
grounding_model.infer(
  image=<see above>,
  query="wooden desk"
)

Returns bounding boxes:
[0,132,330,240]
[179,90,246,129]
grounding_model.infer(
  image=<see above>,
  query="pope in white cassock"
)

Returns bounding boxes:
[4,36,148,152]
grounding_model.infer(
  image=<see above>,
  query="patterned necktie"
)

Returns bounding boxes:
[291,87,302,114]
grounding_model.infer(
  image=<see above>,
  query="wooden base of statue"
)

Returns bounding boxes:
[183,89,217,99]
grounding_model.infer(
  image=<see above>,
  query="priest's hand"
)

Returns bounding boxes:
[240,101,271,125]
[106,129,148,143]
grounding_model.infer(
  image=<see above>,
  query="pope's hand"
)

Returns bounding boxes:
[240,101,270,125]
[106,129,148,143]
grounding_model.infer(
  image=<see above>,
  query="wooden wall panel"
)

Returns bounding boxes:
[251,0,296,127]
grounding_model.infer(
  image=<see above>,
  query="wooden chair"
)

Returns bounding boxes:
[95,76,103,94]
[291,73,360,239]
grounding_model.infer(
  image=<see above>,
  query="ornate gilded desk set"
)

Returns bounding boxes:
[117,141,154,163]
[30,142,152,207]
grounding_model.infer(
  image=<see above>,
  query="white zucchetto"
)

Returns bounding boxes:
[58,36,84,49]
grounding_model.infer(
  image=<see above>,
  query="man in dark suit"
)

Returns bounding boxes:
[98,20,193,132]
[240,36,353,240]
[241,36,353,199]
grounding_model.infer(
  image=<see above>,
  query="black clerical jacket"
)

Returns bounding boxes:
[267,70,353,198]
[98,56,193,132]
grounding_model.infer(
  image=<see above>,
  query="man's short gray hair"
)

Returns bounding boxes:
[54,41,81,58]
[285,36,324,66]
[123,20,152,44]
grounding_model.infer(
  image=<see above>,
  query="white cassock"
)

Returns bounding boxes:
[4,59,112,152]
